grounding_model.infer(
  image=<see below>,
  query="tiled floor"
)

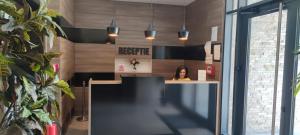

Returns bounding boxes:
[65,117,88,135]
[65,116,214,135]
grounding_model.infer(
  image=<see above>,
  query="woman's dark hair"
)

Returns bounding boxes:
[174,65,189,80]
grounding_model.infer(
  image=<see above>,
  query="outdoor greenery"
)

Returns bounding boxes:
[295,49,300,96]
[0,0,74,134]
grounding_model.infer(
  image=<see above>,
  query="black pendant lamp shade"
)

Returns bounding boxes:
[107,19,120,37]
[144,24,156,40]
[178,25,189,41]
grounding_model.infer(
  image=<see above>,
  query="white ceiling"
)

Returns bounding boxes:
[113,0,195,6]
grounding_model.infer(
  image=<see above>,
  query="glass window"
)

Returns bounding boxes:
[226,0,238,12]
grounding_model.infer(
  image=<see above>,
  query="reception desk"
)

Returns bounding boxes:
[88,76,220,135]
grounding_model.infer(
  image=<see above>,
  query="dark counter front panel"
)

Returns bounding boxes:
[90,79,217,135]
[161,83,217,133]
[90,77,174,135]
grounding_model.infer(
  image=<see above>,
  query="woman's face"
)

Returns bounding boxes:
[179,69,186,79]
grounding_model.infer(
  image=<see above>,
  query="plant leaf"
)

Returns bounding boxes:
[32,109,51,124]
[22,0,32,20]
[22,76,37,102]
[47,9,60,17]
[1,18,15,32]
[55,80,75,99]
[23,31,30,42]
[42,15,66,37]
[52,100,60,118]
[31,97,48,109]
[18,53,45,66]
[15,85,23,105]
[24,119,43,134]
[0,0,22,19]
[42,86,56,101]
[0,54,12,77]
[295,82,300,96]
[44,52,61,62]
[9,64,35,82]
[20,107,32,118]
[44,65,55,78]
[31,63,41,72]
[37,0,47,15]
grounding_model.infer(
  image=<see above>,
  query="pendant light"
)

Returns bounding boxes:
[107,2,119,37]
[178,3,189,41]
[145,2,156,40]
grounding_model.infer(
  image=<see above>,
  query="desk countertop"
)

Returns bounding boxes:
[89,80,219,85]
[165,80,219,84]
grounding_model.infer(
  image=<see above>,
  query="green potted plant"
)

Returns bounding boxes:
[0,0,75,134]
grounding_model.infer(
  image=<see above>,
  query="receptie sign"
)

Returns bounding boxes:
[118,47,150,55]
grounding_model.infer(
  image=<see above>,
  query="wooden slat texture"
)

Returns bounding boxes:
[73,87,89,115]
[184,60,205,80]
[152,59,184,80]
[213,61,221,81]
[186,0,225,45]
[48,0,74,25]
[186,0,224,82]
[75,44,115,72]
[184,60,221,81]
[48,0,59,11]
[74,0,185,46]
[59,38,75,81]
[74,0,114,29]
[60,0,74,25]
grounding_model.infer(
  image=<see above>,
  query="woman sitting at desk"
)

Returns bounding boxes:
[173,65,191,81]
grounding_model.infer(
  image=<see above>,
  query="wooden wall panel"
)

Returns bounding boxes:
[73,87,88,115]
[75,44,115,72]
[48,0,74,25]
[59,38,75,81]
[152,59,184,80]
[48,0,59,11]
[60,0,74,25]
[185,0,224,81]
[74,0,184,46]
[213,62,221,81]
[186,0,225,45]
[184,60,220,81]
[184,60,205,80]
[74,0,113,29]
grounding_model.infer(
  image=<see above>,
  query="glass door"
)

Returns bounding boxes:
[244,10,287,135]
[224,0,300,135]
[231,2,289,135]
